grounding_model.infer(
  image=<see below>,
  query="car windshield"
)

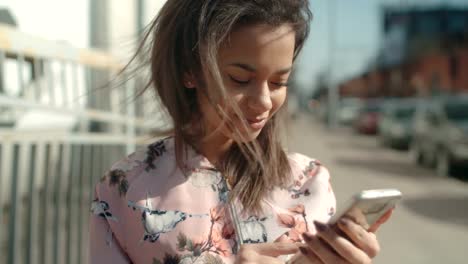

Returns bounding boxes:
[394,107,415,119]
[364,104,381,113]
[444,101,468,121]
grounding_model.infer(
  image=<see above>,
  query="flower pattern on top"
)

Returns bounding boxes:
[304,160,321,178]
[152,205,232,264]
[189,167,230,203]
[128,193,209,243]
[102,169,129,197]
[189,168,222,189]
[275,204,310,242]
[145,140,167,171]
[89,140,336,264]
[152,254,180,264]
[114,149,147,172]
[239,216,268,244]
[152,253,226,264]
[288,159,323,199]
[91,199,118,222]
[289,188,311,200]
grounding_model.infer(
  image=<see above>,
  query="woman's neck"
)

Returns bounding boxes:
[197,134,233,165]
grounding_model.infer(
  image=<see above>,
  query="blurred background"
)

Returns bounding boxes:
[0,0,467,263]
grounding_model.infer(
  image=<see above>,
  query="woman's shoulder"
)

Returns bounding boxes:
[95,137,175,198]
[287,152,331,183]
[281,152,336,218]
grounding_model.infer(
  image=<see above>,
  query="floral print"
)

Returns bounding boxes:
[145,140,167,171]
[189,168,221,189]
[91,199,118,222]
[89,138,336,264]
[105,169,130,197]
[128,193,209,243]
[238,216,268,244]
[188,168,229,203]
[152,252,225,264]
[276,205,309,242]
[176,206,232,258]
[304,160,321,178]
[288,160,323,200]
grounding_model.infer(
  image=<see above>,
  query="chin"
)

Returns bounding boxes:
[234,129,263,143]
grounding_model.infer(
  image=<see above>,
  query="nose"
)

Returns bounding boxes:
[247,82,273,113]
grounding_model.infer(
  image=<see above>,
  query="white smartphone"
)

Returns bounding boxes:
[328,189,402,229]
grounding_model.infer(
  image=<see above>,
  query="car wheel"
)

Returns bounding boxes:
[436,149,452,177]
[410,141,423,165]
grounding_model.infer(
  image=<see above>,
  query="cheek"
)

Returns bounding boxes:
[221,91,245,115]
[271,88,287,111]
[200,94,241,129]
[197,93,221,126]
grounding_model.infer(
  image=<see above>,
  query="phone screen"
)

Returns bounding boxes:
[340,197,399,229]
[328,189,402,228]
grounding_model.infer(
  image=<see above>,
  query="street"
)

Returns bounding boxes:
[288,114,468,264]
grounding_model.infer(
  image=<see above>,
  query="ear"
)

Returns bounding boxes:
[183,73,197,89]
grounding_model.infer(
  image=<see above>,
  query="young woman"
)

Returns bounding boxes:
[89,1,392,263]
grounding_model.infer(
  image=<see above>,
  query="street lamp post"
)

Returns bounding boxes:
[327,0,339,129]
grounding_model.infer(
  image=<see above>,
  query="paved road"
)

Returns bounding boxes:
[288,114,468,264]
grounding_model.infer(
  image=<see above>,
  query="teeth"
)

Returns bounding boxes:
[250,118,265,122]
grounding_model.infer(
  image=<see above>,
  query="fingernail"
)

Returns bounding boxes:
[299,246,309,255]
[339,218,350,226]
[313,220,327,232]
[302,232,313,242]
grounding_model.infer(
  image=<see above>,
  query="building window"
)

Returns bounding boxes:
[416,15,441,35]
[447,14,466,34]
[450,56,458,80]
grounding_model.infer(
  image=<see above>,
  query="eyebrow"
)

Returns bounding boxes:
[228,63,292,75]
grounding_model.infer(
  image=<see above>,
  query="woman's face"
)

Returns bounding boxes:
[197,24,295,143]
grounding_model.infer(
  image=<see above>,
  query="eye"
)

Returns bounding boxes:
[229,75,250,86]
[271,81,289,88]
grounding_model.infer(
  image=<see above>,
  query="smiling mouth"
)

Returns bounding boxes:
[246,117,267,130]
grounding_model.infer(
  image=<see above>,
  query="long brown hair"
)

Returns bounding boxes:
[131,0,312,214]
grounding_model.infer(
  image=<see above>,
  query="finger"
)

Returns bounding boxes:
[245,242,299,257]
[348,208,370,230]
[314,221,373,263]
[297,246,324,264]
[302,233,347,264]
[254,254,285,264]
[235,248,284,264]
[275,233,293,243]
[368,208,394,233]
[337,218,380,258]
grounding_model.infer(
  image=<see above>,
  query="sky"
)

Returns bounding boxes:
[0,0,89,47]
[1,0,468,93]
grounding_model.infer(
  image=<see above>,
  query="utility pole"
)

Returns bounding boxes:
[88,0,110,132]
[137,0,145,35]
[327,0,339,129]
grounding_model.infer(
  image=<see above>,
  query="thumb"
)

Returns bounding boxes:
[368,208,394,233]
[248,242,299,257]
[274,233,293,243]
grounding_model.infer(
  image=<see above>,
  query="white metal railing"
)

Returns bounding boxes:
[0,23,161,264]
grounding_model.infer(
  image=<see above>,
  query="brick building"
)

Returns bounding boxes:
[339,6,468,98]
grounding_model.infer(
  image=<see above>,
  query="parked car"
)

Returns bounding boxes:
[379,99,417,149]
[410,96,468,177]
[338,98,363,126]
[354,99,382,135]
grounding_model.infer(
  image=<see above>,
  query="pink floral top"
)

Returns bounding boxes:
[89,137,336,264]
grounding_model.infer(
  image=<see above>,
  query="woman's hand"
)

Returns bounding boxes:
[234,242,299,264]
[293,209,393,264]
